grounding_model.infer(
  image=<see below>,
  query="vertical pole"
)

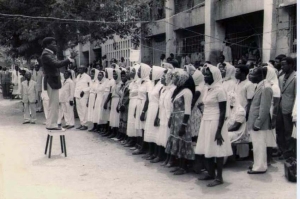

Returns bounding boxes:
[48,136,53,158]
[63,135,67,157]
[60,135,64,153]
[45,134,50,155]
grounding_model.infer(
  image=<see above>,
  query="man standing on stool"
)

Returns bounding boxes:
[41,37,74,130]
[21,72,38,124]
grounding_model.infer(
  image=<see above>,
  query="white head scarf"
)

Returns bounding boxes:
[266,65,279,85]
[132,64,140,81]
[105,68,114,80]
[152,65,166,81]
[98,71,106,83]
[184,64,196,76]
[223,63,236,81]
[113,68,122,84]
[91,68,100,81]
[162,63,174,70]
[206,64,223,89]
[192,69,204,87]
[139,63,151,80]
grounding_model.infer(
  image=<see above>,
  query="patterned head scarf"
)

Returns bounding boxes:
[171,69,195,101]
[105,68,114,80]
[173,69,189,87]
[165,69,173,85]
[184,64,196,76]
[139,63,151,80]
[152,65,166,81]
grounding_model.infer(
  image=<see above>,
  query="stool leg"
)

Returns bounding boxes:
[60,135,64,153]
[45,134,50,155]
[48,136,53,158]
[63,135,67,157]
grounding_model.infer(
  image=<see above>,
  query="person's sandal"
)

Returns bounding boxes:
[207,179,223,187]
[198,174,215,181]
[174,168,187,175]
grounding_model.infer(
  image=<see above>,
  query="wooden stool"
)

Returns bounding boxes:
[44,130,67,158]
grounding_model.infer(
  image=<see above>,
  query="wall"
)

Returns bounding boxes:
[215,0,264,21]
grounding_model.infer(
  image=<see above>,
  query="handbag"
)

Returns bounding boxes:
[284,157,297,182]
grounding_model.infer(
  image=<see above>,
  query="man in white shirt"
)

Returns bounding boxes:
[58,71,75,129]
[12,65,21,99]
[75,65,91,130]
[32,64,44,112]
[21,72,38,124]
[234,65,256,113]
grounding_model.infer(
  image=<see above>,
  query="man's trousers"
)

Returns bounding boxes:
[276,108,293,156]
[58,102,75,126]
[250,130,268,172]
[46,84,59,128]
[24,102,36,122]
[76,97,88,126]
[43,99,49,120]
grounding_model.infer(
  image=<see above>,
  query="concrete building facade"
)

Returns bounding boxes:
[64,0,296,68]
[143,0,297,66]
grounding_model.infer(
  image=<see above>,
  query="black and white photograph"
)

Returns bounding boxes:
[0,0,297,198]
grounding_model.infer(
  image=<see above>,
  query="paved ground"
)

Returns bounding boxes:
[0,96,296,199]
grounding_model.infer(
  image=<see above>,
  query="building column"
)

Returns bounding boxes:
[165,0,176,57]
[262,0,277,62]
[204,0,225,64]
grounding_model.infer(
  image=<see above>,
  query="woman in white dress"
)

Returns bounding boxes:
[144,66,166,160]
[107,68,122,139]
[125,65,140,148]
[195,64,233,187]
[132,63,153,155]
[87,68,100,131]
[102,68,115,137]
[93,71,109,133]
[154,69,176,164]
[218,62,236,94]
[265,65,281,164]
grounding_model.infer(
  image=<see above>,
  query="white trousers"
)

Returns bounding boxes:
[24,102,36,122]
[46,84,59,128]
[43,99,49,119]
[76,98,88,126]
[36,91,42,111]
[250,130,268,172]
[57,102,75,126]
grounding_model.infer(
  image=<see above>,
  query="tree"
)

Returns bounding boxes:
[0,0,150,60]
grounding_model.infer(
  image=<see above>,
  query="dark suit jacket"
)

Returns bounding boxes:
[41,49,70,89]
[247,80,273,131]
[279,71,296,114]
[1,71,11,84]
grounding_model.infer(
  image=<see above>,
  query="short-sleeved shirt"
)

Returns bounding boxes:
[202,86,227,120]
[234,79,256,110]
[137,80,153,101]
